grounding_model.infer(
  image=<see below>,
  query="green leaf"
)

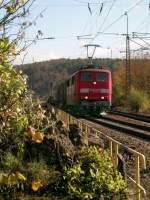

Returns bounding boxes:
[6,6,16,14]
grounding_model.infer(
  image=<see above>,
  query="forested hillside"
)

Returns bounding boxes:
[15,58,116,96]
[16,57,150,97]
[114,59,150,95]
[16,57,150,111]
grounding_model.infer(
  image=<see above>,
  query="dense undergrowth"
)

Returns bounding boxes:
[0,46,127,199]
[0,8,127,198]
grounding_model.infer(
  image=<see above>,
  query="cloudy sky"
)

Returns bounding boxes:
[14,0,150,64]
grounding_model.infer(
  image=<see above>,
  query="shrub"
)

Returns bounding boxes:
[128,87,150,112]
[63,147,127,200]
[112,84,124,107]
[1,152,21,170]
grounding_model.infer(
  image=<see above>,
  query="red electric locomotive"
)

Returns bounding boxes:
[56,65,112,115]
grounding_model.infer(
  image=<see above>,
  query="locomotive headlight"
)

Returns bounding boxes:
[101,96,104,99]
[85,96,88,99]
[93,81,96,85]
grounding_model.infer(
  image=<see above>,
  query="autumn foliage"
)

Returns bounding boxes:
[113,58,150,111]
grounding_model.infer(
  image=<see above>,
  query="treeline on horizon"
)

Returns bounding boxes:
[15,58,117,96]
[15,58,150,103]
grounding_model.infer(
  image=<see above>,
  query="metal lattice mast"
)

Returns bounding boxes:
[125,12,131,98]
[126,35,131,96]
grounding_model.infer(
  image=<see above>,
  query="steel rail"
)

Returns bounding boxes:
[102,115,150,132]
[53,106,147,200]
[83,116,150,141]
[109,111,150,123]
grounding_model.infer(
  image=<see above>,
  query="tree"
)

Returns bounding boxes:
[0,0,37,151]
[0,0,48,197]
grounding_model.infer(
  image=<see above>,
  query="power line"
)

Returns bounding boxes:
[87,4,105,35]
[72,0,110,5]
[132,34,150,47]
[98,0,116,33]
[73,2,105,59]
[81,6,101,36]
[90,0,117,43]
[91,0,143,42]
[134,15,150,32]
[102,0,143,33]
[97,32,124,36]
[35,3,101,7]
[33,0,148,61]
[130,38,147,49]
[132,32,150,39]
[133,32,150,35]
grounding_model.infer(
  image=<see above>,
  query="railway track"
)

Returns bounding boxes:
[108,110,150,123]
[80,115,150,141]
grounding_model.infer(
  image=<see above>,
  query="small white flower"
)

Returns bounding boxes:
[16,108,21,112]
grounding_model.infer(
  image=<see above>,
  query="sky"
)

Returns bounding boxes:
[14,0,150,64]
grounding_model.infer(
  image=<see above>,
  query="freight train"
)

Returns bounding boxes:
[55,65,112,116]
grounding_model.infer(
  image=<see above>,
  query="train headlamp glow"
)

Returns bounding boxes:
[101,96,104,99]
[93,81,96,85]
[85,96,88,99]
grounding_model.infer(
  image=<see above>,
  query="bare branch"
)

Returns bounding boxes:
[0,0,11,10]
[0,0,35,27]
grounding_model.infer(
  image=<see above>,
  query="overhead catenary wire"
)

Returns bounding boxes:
[129,38,147,49]
[133,32,150,35]
[84,5,102,35]
[36,1,150,7]
[97,32,125,36]
[72,1,105,58]
[99,3,104,15]
[72,0,114,43]
[33,2,114,8]
[103,0,144,32]
[72,0,110,5]
[87,0,145,59]
[120,37,149,54]
[132,34,150,47]
[75,0,117,51]
[79,0,108,39]
[89,0,117,43]
[46,1,146,42]
[133,15,150,33]
[83,3,105,38]
[97,0,117,33]
[90,0,144,43]
[24,0,150,62]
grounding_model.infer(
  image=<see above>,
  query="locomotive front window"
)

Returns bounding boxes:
[80,72,92,81]
[96,72,108,81]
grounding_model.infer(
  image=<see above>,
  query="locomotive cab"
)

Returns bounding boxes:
[56,66,112,116]
[78,68,112,115]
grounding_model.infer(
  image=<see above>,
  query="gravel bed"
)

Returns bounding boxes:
[80,119,150,200]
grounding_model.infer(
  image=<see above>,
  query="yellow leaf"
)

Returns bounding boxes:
[32,132,44,143]
[8,173,18,185]
[15,171,26,181]
[0,173,8,184]
[26,126,44,143]
[6,6,15,14]
[26,125,35,138]
[31,180,42,191]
